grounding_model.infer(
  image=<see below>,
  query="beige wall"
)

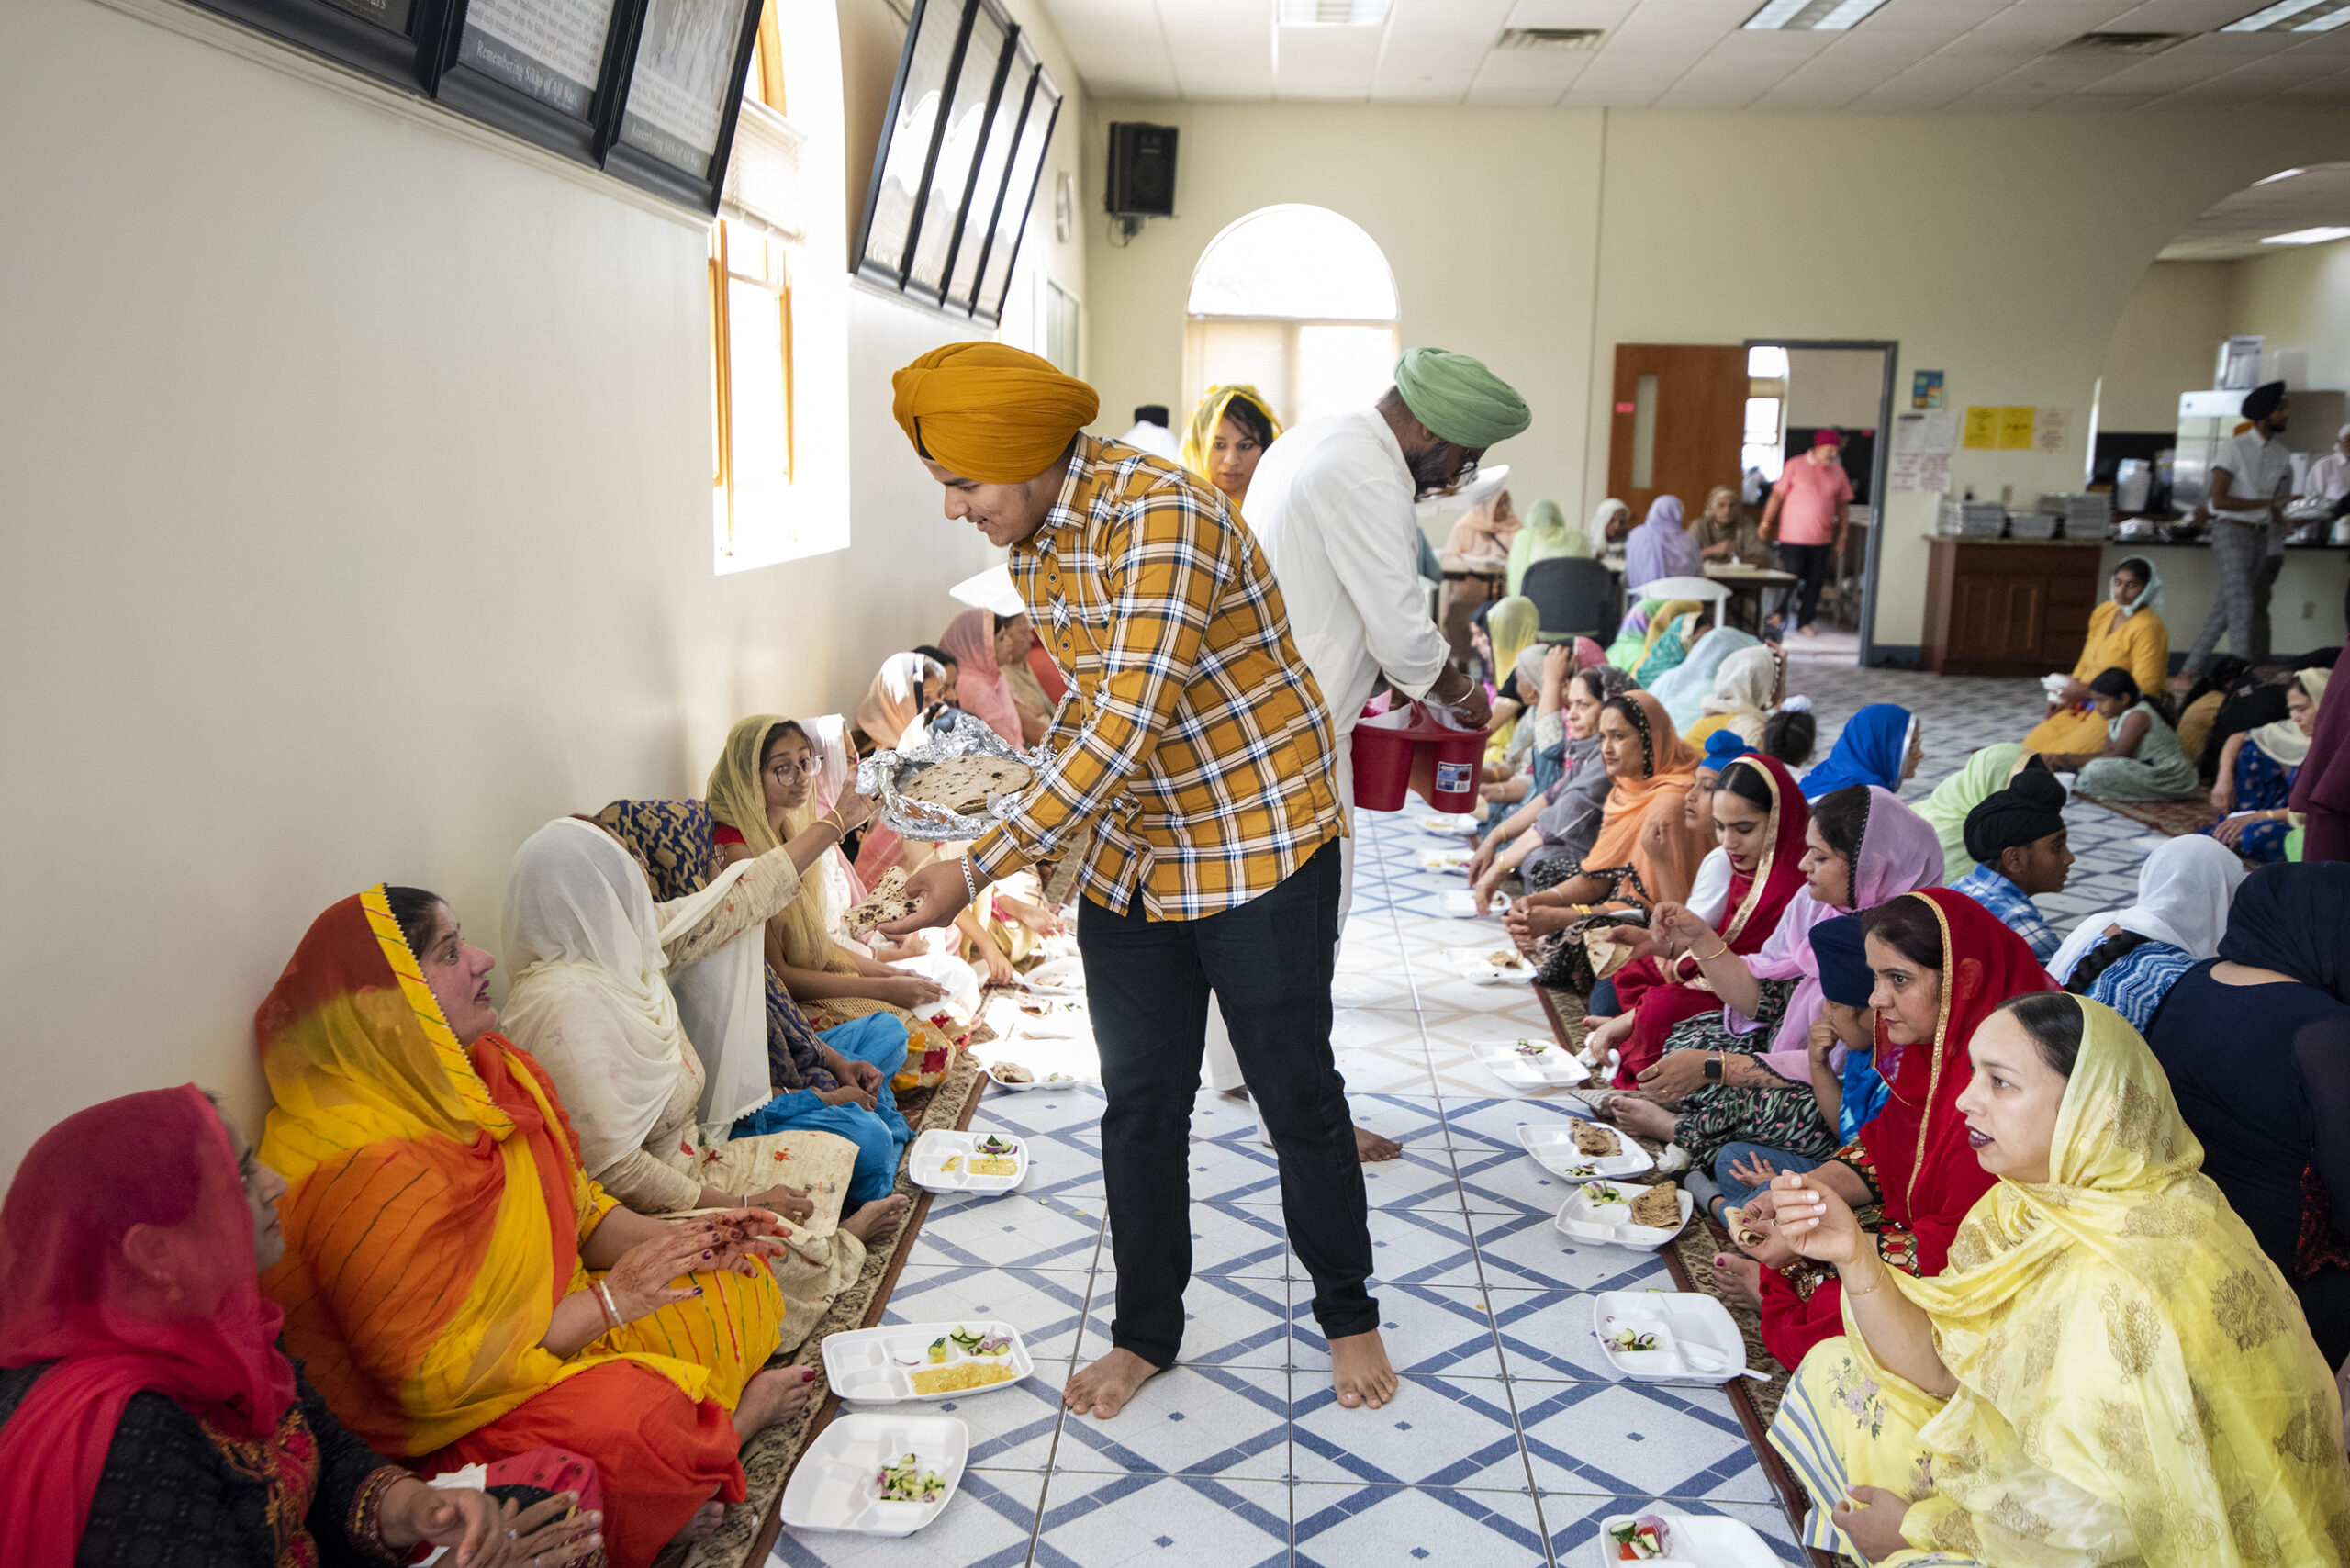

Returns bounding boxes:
[1081,100,2350,649]
[2097,261,2235,432]
[0,0,1084,1174]
[2230,237,2350,403]
[1785,349,1886,431]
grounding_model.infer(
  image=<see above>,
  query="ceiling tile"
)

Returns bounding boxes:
[1470,47,1595,90]
[1503,0,1639,27]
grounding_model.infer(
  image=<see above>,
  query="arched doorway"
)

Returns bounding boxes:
[1182,204,1399,432]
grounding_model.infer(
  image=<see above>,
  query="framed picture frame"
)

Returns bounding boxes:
[900,1,1009,305]
[183,0,441,93]
[600,0,765,212]
[973,62,1058,325]
[854,0,968,290]
[427,0,634,167]
[938,28,1031,313]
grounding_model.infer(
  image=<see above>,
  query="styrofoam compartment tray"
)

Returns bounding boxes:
[1472,1037,1592,1090]
[778,1411,969,1537]
[1420,851,1473,874]
[909,1128,1029,1194]
[822,1319,1036,1404]
[1441,946,1531,984]
[1418,813,1480,835]
[1554,1182,1694,1248]
[1591,1506,1777,1566]
[1516,1122,1656,1180]
[983,1062,1080,1093]
[1440,889,1509,917]
[1589,1292,1747,1383]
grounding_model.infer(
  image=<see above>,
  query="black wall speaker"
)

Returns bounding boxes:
[1105,122,1179,218]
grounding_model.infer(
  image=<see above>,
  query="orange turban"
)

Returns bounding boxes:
[891,342,1101,484]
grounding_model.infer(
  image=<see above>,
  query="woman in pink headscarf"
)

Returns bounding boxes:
[939,609,1034,747]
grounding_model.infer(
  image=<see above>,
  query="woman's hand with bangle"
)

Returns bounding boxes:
[377,1477,509,1566]
[600,1217,755,1320]
[1770,1169,1865,1268]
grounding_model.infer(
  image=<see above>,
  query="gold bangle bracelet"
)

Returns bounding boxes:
[1695,942,1730,963]
[1843,1260,1886,1297]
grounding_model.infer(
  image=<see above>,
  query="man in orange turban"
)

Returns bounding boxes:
[883,342,1402,1423]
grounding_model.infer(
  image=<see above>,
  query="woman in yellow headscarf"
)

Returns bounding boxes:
[1178,385,1282,511]
[1479,595,1542,767]
[258,886,811,1568]
[708,714,963,1091]
[2025,556,2170,756]
[1765,991,2350,1566]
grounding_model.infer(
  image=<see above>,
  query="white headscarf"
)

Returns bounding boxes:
[500,818,768,1175]
[1699,644,1784,742]
[2111,554,2164,622]
[1585,498,1630,554]
[2048,834,2247,984]
[2248,666,2329,769]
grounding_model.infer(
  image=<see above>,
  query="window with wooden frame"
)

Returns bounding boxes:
[710,221,794,553]
[1181,204,1399,431]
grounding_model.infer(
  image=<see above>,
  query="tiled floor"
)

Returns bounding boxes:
[769,665,2154,1568]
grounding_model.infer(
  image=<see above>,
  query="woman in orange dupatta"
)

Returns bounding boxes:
[256,885,815,1568]
[1507,691,1712,963]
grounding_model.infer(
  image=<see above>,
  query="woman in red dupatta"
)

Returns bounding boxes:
[1591,754,1811,1088]
[1743,889,2053,1372]
[257,886,809,1568]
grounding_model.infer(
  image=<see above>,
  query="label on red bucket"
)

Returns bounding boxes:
[1436,762,1473,794]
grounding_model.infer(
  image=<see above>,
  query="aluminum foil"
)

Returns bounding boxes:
[855,711,1040,842]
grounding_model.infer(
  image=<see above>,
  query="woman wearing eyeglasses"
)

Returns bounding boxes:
[706,717,962,1092]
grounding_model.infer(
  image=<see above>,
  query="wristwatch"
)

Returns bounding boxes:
[1703,1053,1724,1085]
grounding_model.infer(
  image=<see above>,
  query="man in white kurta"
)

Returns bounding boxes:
[1199,349,1531,1123]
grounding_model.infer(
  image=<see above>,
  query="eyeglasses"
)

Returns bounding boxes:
[767,758,822,780]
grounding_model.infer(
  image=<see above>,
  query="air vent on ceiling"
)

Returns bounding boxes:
[1497,27,1606,50]
[2050,31,2195,55]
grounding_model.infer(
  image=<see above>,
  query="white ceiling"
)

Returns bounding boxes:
[2161,160,2350,255]
[1038,0,2350,111]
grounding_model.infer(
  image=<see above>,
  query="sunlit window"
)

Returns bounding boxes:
[1182,205,1400,430]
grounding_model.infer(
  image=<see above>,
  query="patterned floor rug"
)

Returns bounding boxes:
[677,1050,987,1568]
[2078,794,2216,839]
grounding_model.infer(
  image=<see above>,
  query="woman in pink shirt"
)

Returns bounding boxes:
[1762,431,1852,638]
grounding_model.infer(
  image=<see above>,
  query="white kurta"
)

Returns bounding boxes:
[1245,409,1453,737]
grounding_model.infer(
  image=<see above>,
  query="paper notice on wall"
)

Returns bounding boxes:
[1963,406,2001,450]
[1998,407,2036,450]
[1894,409,1958,456]
[2033,407,2071,454]
[1891,452,1953,495]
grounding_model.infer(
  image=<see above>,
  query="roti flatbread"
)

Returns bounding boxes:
[845,868,912,934]
[1571,1121,1620,1157]
[899,755,1035,813]
[1628,1185,1681,1230]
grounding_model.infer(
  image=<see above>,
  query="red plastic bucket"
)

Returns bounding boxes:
[1352,700,1489,812]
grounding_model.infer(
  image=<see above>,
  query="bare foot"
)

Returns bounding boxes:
[1355,1125,1404,1162]
[1796,623,1818,638]
[841,1193,912,1244]
[1710,1252,1762,1313]
[1063,1348,1160,1419]
[733,1365,820,1443]
[1330,1329,1399,1410]
[670,1499,725,1546]
[1604,1095,1679,1141]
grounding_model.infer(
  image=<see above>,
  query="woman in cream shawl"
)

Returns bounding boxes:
[1768,991,2350,1566]
[1683,643,1785,749]
[709,715,962,1091]
[499,818,906,1350]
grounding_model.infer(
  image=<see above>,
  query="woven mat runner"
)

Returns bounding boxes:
[2083,795,2212,838]
[677,1048,987,1568]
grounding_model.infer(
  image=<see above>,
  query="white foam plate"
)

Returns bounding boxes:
[1440,889,1509,918]
[1442,946,1531,984]
[1516,1123,1655,1180]
[984,1062,1078,1093]
[1021,956,1086,991]
[1589,1292,1747,1383]
[1418,813,1480,835]
[1420,851,1473,874]
[822,1320,1036,1405]
[1472,1038,1591,1091]
[778,1412,968,1537]
[1593,1507,1777,1567]
[1554,1183,1694,1249]
[909,1128,1028,1194]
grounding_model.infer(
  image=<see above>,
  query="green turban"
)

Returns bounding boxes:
[1393,347,1531,448]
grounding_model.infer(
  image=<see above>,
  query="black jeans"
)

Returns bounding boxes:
[1774,541,1834,630]
[1077,840,1375,1366]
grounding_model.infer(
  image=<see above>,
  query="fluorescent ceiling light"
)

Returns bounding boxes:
[2261,226,2350,245]
[2223,1,2350,31]
[1278,0,1388,23]
[1743,0,1889,29]
[2255,168,2308,185]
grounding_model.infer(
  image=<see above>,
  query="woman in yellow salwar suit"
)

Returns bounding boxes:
[2025,557,2169,756]
[257,886,814,1568]
[1765,991,2350,1566]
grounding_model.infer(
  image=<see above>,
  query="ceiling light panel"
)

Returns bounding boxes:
[2223,1,2350,31]
[1744,0,1889,29]
[2263,226,2350,243]
[1279,0,1391,23]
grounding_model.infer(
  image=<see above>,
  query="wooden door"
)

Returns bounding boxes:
[1608,344,1747,526]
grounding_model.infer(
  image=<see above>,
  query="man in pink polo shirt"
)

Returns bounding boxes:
[1761,428,1852,638]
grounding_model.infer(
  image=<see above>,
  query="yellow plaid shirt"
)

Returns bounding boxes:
[967,436,1345,919]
